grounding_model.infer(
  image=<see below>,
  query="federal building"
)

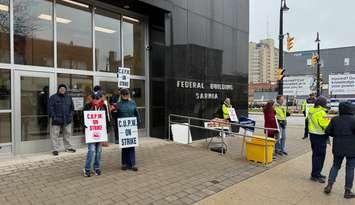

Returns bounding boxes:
[0,0,249,154]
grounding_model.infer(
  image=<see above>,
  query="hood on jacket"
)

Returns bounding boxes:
[57,84,67,94]
[339,102,355,115]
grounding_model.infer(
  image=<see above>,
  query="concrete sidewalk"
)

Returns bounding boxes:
[195,151,353,205]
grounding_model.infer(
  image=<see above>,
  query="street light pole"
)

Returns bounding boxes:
[315,32,321,97]
[278,0,289,95]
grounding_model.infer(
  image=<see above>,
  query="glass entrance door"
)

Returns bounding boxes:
[14,71,55,154]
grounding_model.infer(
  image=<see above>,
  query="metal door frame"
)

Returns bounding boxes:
[14,70,55,154]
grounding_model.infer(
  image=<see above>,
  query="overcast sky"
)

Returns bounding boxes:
[250,0,355,51]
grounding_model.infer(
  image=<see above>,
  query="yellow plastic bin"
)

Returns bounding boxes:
[245,135,276,164]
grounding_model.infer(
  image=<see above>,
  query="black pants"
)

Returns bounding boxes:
[310,134,327,178]
[122,147,136,168]
[304,118,309,138]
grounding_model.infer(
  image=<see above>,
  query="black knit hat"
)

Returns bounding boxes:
[57,84,67,92]
[315,96,328,108]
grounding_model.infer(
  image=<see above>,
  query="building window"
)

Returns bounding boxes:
[0,113,11,143]
[95,10,121,73]
[14,0,54,67]
[0,0,10,63]
[57,1,92,70]
[57,74,92,135]
[0,69,10,109]
[123,17,144,75]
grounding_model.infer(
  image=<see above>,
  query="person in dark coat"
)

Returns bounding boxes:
[117,89,140,171]
[109,88,120,144]
[324,102,355,198]
[263,101,278,138]
[48,84,76,156]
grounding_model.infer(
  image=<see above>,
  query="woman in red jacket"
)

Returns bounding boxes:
[263,101,279,138]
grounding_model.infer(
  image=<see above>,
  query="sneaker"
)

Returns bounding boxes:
[324,183,333,194]
[344,189,355,199]
[83,169,91,177]
[121,166,128,171]
[52,151,59,156]
[282,151,288,155]
[310,176,325,183]
[65,148,76,153]
[130,167,138,172]
[94,169,102,176]
[319,174,327,179]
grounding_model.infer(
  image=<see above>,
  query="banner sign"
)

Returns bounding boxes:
[283,76,313,96]
[84,111,108,143]
[117,67,131,89]
[118,117,139,148]
[228,108,238,122]
[329,74,355,95]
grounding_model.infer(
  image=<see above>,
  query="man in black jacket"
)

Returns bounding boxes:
[324,102,355,199]
[48,84,76,156]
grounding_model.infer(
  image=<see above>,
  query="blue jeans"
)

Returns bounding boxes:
[85,143,102,172]
[328,155,355,189]
[310,134,327,178]
[276,126,286,153]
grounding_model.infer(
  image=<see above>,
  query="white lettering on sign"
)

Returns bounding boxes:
[329,74,355,95]
[195,93,218,100]
[118,117,139,148]
[117,67,131,89]
[176,81,205,89]
[84,111,108,144]
[283,75,313,96]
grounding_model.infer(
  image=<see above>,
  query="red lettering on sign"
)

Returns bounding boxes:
[92,120,99,125]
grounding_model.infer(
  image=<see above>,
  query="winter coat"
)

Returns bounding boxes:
[263,108,278,138]
[48,87,74,126]
[117,99,140,124]
[326,102,355,157]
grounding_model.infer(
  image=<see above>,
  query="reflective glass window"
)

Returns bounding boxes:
[0,0,10,63]
[95,10,121,72]
[0,69,10,109]
[123,17,144,75]
[14,0,54,67]
[57,1,92,70]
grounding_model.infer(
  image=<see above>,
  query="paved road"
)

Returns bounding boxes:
[195,151,351,205]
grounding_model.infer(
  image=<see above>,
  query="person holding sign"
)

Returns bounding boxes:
[82,87,109,177]
[117,89,140,171]
[222,98,232,120]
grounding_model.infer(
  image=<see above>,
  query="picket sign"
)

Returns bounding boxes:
[84,111,108,143]
[118,117,139,148]
[228,108,238,122]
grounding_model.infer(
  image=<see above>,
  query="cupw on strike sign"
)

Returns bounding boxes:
[118,117,139,148]
[84,111,108,143]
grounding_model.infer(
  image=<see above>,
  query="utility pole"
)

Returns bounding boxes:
[315,32,321,97]
[278,0,289,95]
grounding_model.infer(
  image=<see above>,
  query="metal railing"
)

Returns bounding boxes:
[168,114,280,166]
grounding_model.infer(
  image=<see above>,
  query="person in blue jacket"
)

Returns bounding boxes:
[117,88,140,171]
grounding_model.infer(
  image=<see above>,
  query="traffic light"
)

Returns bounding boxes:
[277,68,285,81]
[311,54,318,65]
[287,33,294,51]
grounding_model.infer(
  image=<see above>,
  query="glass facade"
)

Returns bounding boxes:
[123,18,144,75]
[0,0,10,63]
[56,2,92,70]
[95,10,121,72]
[14,0,54,67]
[0,0,249,152]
